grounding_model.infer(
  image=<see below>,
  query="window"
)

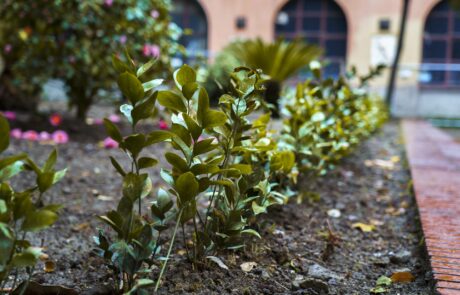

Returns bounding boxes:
[421,1,460,87]
[275,0,348,78]
[171,0,208,61]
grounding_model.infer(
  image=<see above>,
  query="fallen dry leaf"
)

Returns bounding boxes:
[385,206,405,216]
[365,159,395,170]
[240,261,257,272]
[177,249,187,256]
[370,219,384,226]
[391,270,414,283]
[352,222,376,232]
[39,253,49,261]
[97,195,114,201]
[207,256,229,270]
[44,260,56,273]
[72,222,90,232]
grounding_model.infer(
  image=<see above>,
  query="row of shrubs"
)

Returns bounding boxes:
[0,55,386,293]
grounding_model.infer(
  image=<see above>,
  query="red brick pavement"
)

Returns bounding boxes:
[403,120,460,295]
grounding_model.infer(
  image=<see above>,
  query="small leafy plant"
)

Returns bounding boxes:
[0,114,65,293]
[95,55,175,294]
[157,65,296,261]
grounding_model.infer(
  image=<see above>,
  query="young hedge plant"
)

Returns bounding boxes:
[157,65,296,262]
[99,55,299,292]
[95,56,174,294]
[0,114,66,293]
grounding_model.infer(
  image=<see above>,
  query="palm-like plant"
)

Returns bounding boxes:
[206,38,322,116]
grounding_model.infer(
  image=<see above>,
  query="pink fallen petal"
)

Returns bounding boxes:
[109,114,121,123]
[103,137,119,149]
[158,120,168,130]
[10,128,22,139]
[52,130,69,144]
[49,113,62,126]
[39,131,51,141]
[22,130,39,141]
[94,118,104,125]
[2,111,16,121]
[104,0,113,6]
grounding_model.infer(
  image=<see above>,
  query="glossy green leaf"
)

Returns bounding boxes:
[165,152,188,173]
[122,134,146,159]
[173,64,196,89]
[182,82,199,100]
[193,138,218,157]
[0,114,9,153]
[241,229,261,239]
[112,54,132,74]
[202,110,227,129]
[142,79,163,92]
[252,202,267,215]
[118,72,144,104]
[136,59,157,77]
[197,87,210,126]
[103,119,123,143]
[37,171,55,193]
[175,172,198,203]
[11,247,42,267]
[43,148,57,172]
[122,173,150,201]
[0,153,27,171]
[110,156,126,176]
[228,164,252,174]
[132,93,157,126]
[0,161,24,182]
[157,91,187,113]
[138,157,158,169]
[22,210,58,232]
[183,113,202,141]
[146,130,173,145]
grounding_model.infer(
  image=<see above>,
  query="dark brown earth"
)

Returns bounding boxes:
[5,113,436,294]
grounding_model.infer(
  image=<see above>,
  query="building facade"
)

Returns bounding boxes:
[173,0,460,118]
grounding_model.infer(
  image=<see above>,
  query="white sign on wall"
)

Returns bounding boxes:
[371,35,397,66]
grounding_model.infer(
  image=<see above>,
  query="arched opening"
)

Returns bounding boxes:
[171,0,208,61]
[274,0,348,78]
[421,0,460,87]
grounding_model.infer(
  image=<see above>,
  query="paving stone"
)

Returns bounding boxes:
[402,120,460,295]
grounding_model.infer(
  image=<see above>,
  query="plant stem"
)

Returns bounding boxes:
[18,265,34,295]
[154,209,183,292]
[181,224,191,261]
[192,217,199,262]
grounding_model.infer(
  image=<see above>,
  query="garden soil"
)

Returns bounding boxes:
[6,116,436,295]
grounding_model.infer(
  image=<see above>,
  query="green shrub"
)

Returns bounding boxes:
[205,38,321,115]
[280,62,387,177]
[0,0,181,118]
[99,55,300,291]
[95,56,174,293]
[0,114,66,292]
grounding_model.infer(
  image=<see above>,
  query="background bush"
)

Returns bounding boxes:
[0,0,182,118]
[205,38,321,115]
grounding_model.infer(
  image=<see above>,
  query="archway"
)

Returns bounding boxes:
[274,0,348,78]
[421,0,460,87]
[171,0,208,60]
